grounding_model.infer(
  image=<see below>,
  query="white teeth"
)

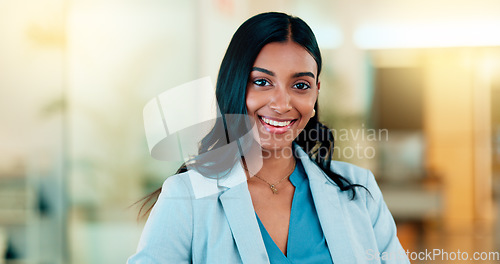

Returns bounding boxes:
[261,117,292,127]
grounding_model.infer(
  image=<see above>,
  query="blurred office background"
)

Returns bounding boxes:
[1,0,500,263]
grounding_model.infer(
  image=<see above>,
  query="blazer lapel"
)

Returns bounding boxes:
[296,148,358,263]
[216,146,361,263]
[218,162,270,264]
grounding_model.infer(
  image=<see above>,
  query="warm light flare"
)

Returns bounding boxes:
[355,20,500,49]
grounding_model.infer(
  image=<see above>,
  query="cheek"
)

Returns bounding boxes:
[296,97,317,118]
[245,91,263,114]
[245,98,255,115]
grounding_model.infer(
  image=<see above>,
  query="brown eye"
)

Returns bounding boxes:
[253,79,270,86]
[294,82,311,90]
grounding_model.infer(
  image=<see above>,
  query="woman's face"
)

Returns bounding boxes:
[246,41,319,152]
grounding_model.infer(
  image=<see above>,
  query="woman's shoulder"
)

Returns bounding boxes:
[158,170,194,199]
[159,165,243,199]
[328,160,380,192]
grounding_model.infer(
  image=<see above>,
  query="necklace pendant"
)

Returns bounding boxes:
[270,185,278,194]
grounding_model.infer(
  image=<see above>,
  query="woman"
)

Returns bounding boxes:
[128,12,409,264]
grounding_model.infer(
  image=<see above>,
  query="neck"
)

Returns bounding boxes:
[244,144,296,183]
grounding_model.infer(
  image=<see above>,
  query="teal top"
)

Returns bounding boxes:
[256,159,334,264]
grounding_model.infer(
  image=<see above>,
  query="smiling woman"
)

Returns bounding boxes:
[246,41,319,152]
[128,12,409,264]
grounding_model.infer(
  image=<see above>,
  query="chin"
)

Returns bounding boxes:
[258,140,293,152]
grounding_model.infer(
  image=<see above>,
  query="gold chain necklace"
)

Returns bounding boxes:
[253,160,296,194]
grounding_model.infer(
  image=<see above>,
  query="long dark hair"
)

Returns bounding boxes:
[138,12,365,217]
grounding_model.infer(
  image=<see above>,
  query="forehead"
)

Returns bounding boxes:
[252,41,317,74]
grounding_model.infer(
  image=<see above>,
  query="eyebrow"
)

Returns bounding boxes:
[252,67,274,76]
[293,72,315,79]
[251,67,315,79]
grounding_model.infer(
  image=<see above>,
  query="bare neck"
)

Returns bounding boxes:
[254,146,296,183]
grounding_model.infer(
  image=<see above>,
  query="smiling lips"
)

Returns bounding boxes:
[258,115,297,134]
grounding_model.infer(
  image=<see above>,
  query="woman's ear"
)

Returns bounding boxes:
[317,81,321,93]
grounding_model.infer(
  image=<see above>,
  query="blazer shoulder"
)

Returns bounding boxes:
[129,171,194,264]
[159,169,230,200]
[329,160,372,186]
[159,171,194,199]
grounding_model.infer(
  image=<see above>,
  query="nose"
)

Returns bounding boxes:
[269,86,292,114]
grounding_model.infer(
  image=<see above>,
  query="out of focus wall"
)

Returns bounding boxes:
[1,0,500,263]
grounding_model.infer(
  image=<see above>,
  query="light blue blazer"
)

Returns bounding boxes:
[128,147,410,264]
